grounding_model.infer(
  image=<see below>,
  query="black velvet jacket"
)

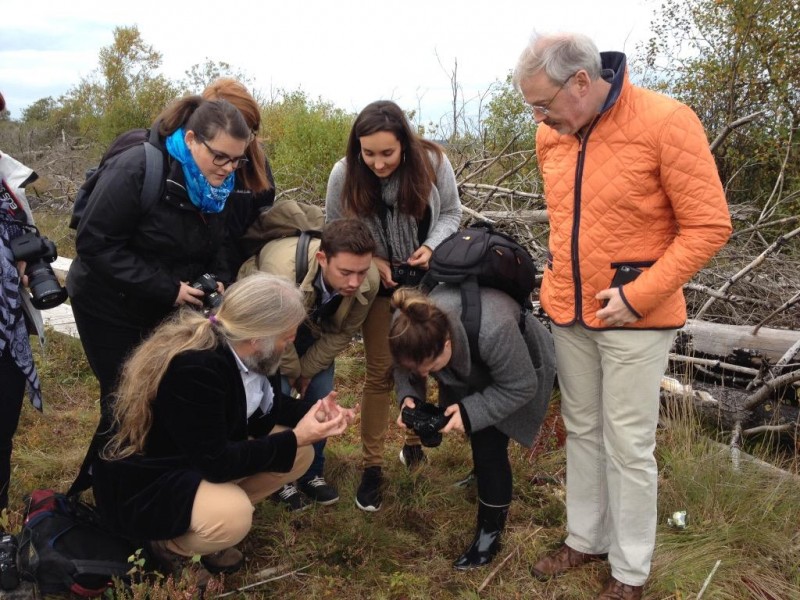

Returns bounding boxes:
[92,343,312,541]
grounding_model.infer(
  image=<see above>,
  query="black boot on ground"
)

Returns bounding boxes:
[453,501,509,570]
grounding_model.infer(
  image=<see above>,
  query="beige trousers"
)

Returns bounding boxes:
[166,427,313,556]
[360,295,419,468]
[553,324,675,586]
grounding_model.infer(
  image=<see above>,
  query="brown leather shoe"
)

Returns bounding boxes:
[531,543,608,580]
[596,576,643,599]
[201,546,244,574]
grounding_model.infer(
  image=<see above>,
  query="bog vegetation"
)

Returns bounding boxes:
[1,0,798,598]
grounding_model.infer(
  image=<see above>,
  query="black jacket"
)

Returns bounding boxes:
[224,157,276,275]
[92,343,313,541]
[67,139,237,329]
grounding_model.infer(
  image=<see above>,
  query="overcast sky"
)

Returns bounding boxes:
[1,0,656,124]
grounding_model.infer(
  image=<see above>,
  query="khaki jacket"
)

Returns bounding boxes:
[240,236,379,379]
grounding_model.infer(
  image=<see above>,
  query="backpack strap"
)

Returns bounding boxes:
[140,129,165,215]
[459,276,482,363]
[295,231,312,285]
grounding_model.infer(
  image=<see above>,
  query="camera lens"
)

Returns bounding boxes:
[26,261,68,310]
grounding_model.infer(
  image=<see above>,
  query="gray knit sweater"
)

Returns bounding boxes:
[324,152,462,261]
[393,286,556,447]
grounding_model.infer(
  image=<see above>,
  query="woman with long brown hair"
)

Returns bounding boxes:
[325,100,462,512]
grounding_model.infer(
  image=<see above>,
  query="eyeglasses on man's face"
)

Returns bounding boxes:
[199,138,250,168]
[529,73,576,116]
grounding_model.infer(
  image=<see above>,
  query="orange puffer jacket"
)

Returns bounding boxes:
[537,52,732,330]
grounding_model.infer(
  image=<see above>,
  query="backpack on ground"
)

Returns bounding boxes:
[423,222,538,360]
[239,198,325,284]
[16,489,137,597]
[69,128,164,230]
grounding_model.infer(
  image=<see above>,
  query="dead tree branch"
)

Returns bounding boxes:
[709,110,767,153]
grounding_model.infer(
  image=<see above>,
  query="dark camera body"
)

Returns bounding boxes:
[9,230,68,310]
[391,263,426,287]
[191,273,223,310]
[401,402,450,447]
[0,533,19,591]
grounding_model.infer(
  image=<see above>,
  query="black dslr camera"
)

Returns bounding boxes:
[9,228,68,310]
[190,273,223,310]
[401,401,450,447]
[391,263,426,287]
[0,533,19,591]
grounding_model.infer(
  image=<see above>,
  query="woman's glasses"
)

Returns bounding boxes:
[199,138,249,168]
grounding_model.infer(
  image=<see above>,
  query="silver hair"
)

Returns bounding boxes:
[512,32,602,90]
[216,271,306,344]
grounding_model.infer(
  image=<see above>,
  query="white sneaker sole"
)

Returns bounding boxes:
[355,497,381,512]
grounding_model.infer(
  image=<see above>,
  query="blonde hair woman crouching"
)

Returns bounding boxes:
[93,273,355,582]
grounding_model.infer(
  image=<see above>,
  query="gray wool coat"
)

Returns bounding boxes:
[394,286,556,447]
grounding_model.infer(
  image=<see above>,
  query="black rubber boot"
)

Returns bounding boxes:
[453,501,509,570]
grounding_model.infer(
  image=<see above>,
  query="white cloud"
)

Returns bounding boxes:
[1,0,655,121]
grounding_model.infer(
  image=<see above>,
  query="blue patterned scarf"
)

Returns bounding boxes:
[165,128,234,213]
[0,200,42,410]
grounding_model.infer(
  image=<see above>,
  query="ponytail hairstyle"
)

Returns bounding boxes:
[156,95,250,144]
[341,100,442,221]
[388,288,451,367]
[202,78,271,193]
[105,272,305,459]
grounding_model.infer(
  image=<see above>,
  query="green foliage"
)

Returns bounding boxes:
[20,25,179,148]
[482,74,536,153]
[181,58,254,94]
[638,0,800,213]
[262,90,353,198]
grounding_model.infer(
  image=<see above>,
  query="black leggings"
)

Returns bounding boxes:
[69,302,152,494]
[470,425,512,506]
[0,349,26,510]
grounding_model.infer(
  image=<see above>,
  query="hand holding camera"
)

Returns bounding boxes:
[9,227,68,310]
[400,399,451,447]
[187,273,223,310]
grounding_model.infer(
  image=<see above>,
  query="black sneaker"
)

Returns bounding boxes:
[298,476,340,505]
[398,444,427,469]
[272,483,313,512]
[355,466,383,512]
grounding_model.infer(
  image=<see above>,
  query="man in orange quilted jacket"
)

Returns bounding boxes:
[512,32,731,599]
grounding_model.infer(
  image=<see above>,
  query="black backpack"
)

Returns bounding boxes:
[423,223,538,360]
[16,489,137,597]
[69,128,164,230]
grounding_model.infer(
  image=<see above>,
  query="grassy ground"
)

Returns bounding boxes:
[4,331,800,599]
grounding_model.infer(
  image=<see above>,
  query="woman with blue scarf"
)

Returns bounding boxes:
[67,96,252,496]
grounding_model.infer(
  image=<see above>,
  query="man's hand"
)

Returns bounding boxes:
[291,376,310,399]
[406,245,432,269]
[293,398,349,446]
[595,287,638,327]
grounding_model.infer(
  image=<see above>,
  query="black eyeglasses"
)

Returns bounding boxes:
[198,138,249,168]
[529,73,576,115]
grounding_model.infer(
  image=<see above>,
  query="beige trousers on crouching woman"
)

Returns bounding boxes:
[164,427,314,556]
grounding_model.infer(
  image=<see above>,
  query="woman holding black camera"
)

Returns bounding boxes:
[325,100,462,512]
[67,96,253,493]
[389,286,555,570]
